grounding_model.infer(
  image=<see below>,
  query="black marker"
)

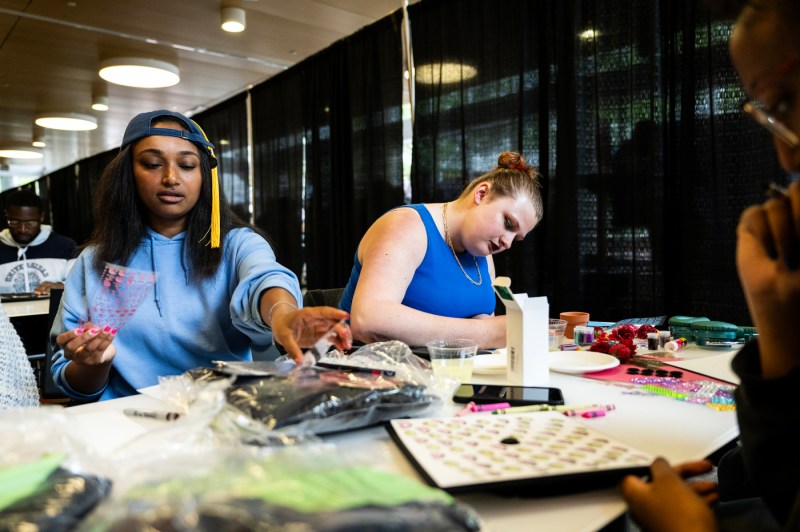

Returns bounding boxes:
[123,408,181,421]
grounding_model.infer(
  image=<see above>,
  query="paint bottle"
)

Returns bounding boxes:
[658,330,671,348]
[647,332,659,350]
[574,326,595,346]
[665,337,687,352]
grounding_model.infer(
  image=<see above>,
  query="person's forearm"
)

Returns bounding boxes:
[259,287,300,328]
[350,301,506,348]
[64,360,113,395]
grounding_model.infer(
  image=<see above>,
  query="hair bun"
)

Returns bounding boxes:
[497,151,526,169]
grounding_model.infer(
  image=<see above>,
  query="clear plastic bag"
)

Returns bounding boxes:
[180,341,455,437]
[83,444,483,531]
[0,407,112,531]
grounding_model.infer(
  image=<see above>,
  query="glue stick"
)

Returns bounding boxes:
[665,337,687,352]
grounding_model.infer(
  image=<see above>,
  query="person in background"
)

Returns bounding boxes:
[622,1,800,529]
[50,110,350,401]
[0,189,76,296]
[339,152,542,349]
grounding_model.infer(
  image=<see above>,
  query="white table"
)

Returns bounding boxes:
[66,347,739,532]
[2,297,49,318]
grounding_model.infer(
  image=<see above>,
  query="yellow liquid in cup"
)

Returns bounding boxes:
[430,357,475,382]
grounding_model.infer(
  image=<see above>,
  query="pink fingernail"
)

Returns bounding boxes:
[76,328,84,335]
[103,325,111,333]
[90,328,100,335]
[110,328,117,335]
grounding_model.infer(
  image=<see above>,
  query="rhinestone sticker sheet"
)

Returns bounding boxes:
[388,412,653,491]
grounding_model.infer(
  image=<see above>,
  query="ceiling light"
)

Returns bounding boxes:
[414,62,478,85]
[92,95,109,111]
[35,113,98,131]
[92,86,110,111]
[0,146,44,159]
[221,7,246,33]
[32,127,46,148]
[580,29,599,41]
[99,57,180,88]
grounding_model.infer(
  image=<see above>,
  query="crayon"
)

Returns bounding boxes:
[562,405,617,417]
[471,402,511,413]
[582,410,606,418]
[455,401,476,417]
[491,403,609,415]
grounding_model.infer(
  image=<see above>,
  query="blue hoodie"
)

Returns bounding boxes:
[50,227,302,401]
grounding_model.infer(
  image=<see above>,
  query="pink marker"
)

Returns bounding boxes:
[471,402,511,413]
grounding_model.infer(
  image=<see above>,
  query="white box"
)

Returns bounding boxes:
[493,277,549,386]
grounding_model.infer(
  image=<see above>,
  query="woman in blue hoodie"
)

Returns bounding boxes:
[50,110,350,401]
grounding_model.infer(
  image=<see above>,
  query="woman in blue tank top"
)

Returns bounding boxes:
[339,151,543,348]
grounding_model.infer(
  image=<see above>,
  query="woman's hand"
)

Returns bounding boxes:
[272,306,352,362]
[736,180,800,376]
[621,458,718,532]
[56,322,117,366]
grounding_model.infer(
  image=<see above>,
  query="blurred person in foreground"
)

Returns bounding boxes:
[622,1,800,530]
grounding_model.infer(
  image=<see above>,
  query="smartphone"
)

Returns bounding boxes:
[452,384,565,406]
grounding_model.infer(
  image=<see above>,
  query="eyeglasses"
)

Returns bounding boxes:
[741,54,800,148]
[741,98,800,148]
[6,219,40,229]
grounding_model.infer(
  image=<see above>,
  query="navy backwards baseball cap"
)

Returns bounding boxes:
[122,109,217,168]
[123,109,223,248]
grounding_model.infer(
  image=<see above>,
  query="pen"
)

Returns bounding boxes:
[491,403,604,415]
[123,408,181,421]
[765,182,789,199]
[471,402,511,413]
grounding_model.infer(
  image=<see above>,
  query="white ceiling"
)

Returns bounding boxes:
[0,0,409,192]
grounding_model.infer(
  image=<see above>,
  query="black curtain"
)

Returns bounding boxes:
[409,0,780,325]
[194,94,250,221]
[251,13,403,288]
[47,149,116,246]
[251,69,306,278]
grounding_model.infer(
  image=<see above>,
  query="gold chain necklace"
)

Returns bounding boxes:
[442,202,482,286]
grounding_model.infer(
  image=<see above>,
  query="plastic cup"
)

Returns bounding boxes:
[425,339,479,382]
[549,319,567,351]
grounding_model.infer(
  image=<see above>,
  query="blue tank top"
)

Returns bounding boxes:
[339,204,495,318]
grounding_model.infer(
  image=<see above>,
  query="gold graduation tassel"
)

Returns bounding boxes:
[190,119,221,248]
[209,163,221,248]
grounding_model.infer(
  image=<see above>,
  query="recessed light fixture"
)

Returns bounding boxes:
[221,7,246,32]
[414,62,478,85]
[32,127,46,148]
[92,95,109,111]
[92,86,109,111]
[99,57,180,88]
[0,146,44,159]
[35,113,98,131]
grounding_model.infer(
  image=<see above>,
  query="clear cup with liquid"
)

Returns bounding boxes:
[425,338,479,382]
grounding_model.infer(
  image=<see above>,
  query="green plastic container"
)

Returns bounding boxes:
[691,320,739,346]
[736,326,758,342]
[668,316,710,342]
